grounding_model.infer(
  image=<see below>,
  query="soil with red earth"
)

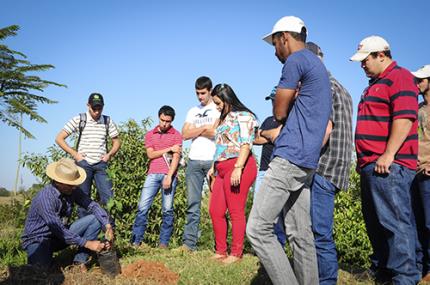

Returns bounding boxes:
[120,260,179,284]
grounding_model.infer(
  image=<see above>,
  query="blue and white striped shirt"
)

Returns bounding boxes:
[21,184,110,249]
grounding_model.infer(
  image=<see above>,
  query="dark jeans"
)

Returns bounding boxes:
[25,215,101,268]
[412,172,430,276]
[310,173,338,285]
[76,160,113,218]
[183,159,212,250]
[360,162,420,285]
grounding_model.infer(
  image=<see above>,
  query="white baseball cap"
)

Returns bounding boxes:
[412,65,430,79]
[350,35,390,62]
[262,16,306,45]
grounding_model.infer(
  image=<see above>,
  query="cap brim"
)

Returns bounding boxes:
[265,96,272,100]
[46,162,87,186]
[262,32,274,45]
[350,51,370,62]
[411,71,429,79]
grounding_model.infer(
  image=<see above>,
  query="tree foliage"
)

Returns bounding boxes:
[0,25,66,138]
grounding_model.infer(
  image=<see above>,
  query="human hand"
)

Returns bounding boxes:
[162,175,172,189]
[105,224,114,241]
[170,145,182,154]
[74,152,85,162]
[101,153,111,162]
[423,165,430,176]
[374,152,394,174]
[85,240,105,252]
[230,168,242,188]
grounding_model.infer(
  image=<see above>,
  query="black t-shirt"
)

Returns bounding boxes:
[259,116,281,171]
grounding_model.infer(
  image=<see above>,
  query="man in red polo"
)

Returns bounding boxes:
[131,105,182,248]
[351,35,420,284]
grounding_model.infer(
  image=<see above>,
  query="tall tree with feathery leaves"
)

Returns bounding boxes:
[0,25,66,194]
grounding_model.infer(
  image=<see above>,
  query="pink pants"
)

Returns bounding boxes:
[209,155,257,257]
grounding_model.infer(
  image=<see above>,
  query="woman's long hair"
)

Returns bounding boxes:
[211,83,257,123]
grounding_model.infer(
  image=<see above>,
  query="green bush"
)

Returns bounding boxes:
[20,118,373,269]
[334,167,372,269]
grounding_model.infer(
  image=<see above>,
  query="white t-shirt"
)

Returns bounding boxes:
[185,102,220,161]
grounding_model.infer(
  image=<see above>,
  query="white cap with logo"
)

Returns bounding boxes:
[262,16,306,45]
[350,35,390,62]
[412,65,430,79]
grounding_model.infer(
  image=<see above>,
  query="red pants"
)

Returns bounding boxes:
[209,155,257,257]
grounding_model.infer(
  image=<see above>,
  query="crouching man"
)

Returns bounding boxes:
[21,158,114,270]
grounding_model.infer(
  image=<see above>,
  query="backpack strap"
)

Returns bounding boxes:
[103,115,110,152]
[76,113,87,150]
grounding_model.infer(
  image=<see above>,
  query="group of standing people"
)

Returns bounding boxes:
[19,14,430,285]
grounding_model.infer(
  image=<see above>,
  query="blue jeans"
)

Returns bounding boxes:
[412,172,430,275]
[310,173,338,285]
[25,215,101,268]
[131,173,177,246]
[254,170,287,248]
[360,162,420,285]
[183,159,212,250]
[76,160,113,218]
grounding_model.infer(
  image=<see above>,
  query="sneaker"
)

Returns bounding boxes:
[222,255,241,265]
[131,242,150,250]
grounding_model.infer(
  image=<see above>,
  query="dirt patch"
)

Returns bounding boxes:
[120,260,179,285]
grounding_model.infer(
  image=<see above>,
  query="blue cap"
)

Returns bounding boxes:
[265,86,277,100]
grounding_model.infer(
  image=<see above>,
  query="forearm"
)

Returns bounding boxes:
[182,126,205,140]
[235,145,251,168]
[167,153,180,177]
[200,127,216,139]
[254,130,269,145]
[108,138,121,157]
[384,118,414,156]
[322,120,333,147]
[147,147,171,160]
[55,132,78,158]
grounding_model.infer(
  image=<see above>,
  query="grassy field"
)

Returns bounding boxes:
[0,245,380,285]
[0,195,23,205]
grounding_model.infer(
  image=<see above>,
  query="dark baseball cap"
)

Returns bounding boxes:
[306,42,324,58]
[265,86,277,100]
[88,93,104,108]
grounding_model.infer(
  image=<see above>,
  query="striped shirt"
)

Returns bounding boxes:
[316,73,353,190]
[63,112,119,165]
[21,184,109,249]
[355,61,419,170]
[145,126,182,174]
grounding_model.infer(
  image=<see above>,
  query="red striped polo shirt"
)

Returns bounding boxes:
[145,126,182,174]
[355,61,419,170]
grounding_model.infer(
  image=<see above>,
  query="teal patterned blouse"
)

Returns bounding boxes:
[213,111,258,162]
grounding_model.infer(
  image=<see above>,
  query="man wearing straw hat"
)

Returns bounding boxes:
[21,158,114,270]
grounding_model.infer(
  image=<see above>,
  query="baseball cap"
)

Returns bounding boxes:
[306,42,323,58]
[262,16,306,45]
[350,35,390,62]
[265,86,277,100]
[411,65,430,79]
[88,93,104,108]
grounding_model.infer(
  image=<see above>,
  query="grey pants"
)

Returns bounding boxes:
[246,157,318,285]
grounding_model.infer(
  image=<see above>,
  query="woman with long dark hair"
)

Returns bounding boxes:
[208,83,258,264]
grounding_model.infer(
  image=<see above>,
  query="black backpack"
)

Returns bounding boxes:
[76,113,111,151]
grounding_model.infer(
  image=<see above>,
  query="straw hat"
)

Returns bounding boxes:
[46,158,86,185]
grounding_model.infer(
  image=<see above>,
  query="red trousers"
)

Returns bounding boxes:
[209,155,257,257]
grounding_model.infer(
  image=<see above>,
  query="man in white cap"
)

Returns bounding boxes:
[21,158,114,270]
[411,64,430,282]
[247,16,331,285]
[351,36,420,284]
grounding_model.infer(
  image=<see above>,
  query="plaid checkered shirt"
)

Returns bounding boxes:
[316,73,354,190]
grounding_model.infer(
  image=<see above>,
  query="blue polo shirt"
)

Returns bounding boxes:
[273,48,331,169]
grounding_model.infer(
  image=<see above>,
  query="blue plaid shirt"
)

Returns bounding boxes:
[21,184,109,249]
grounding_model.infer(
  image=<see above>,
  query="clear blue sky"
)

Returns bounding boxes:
[1,0,429,190]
